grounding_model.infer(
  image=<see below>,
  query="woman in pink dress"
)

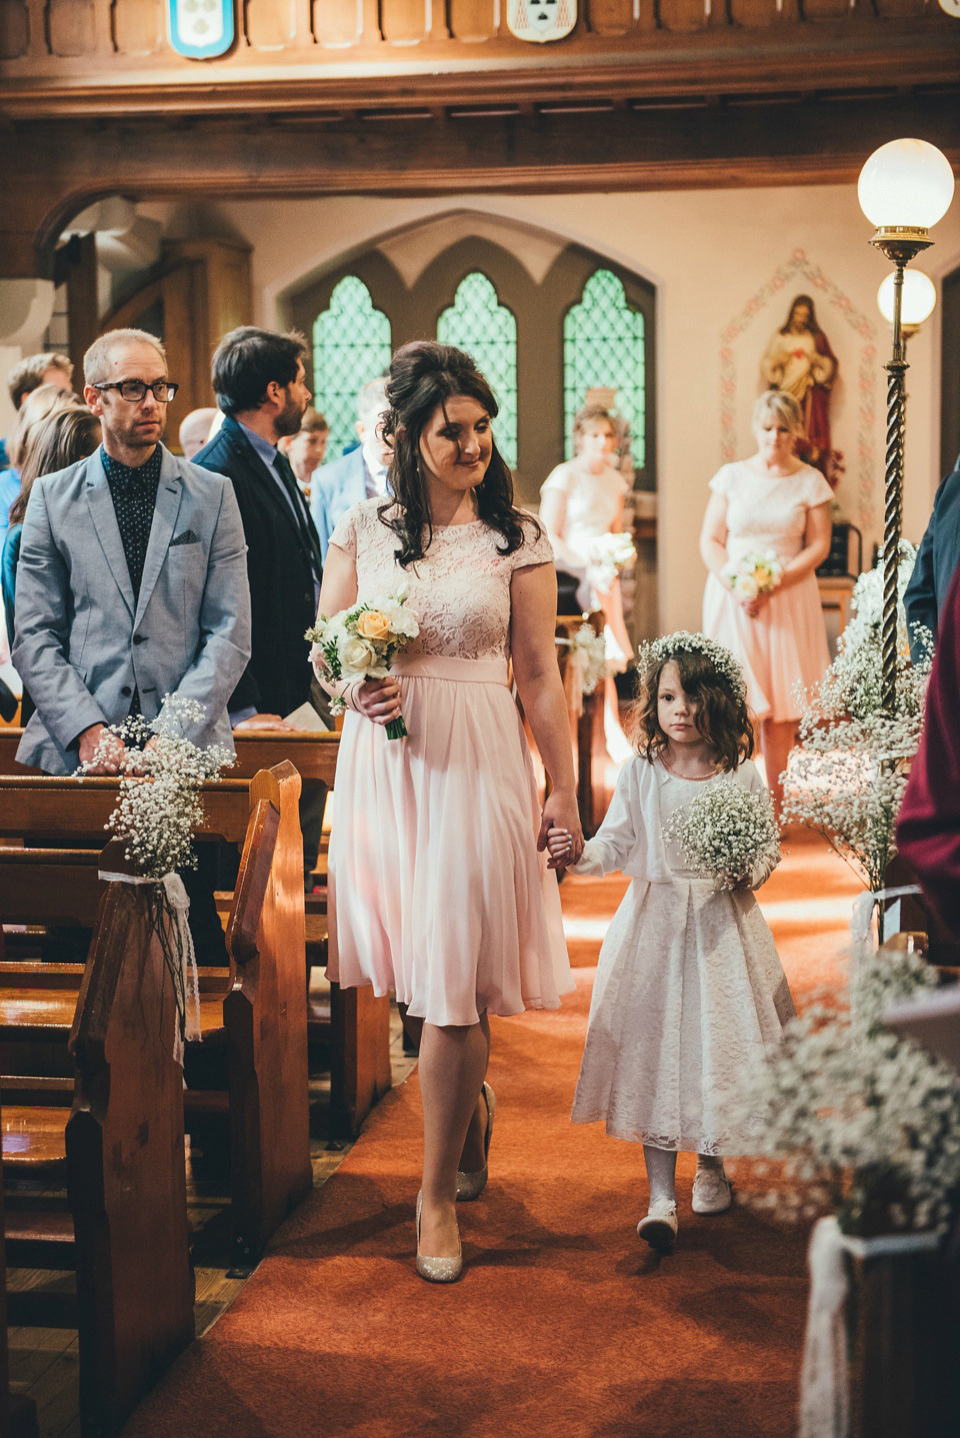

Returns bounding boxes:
[700,390,833,817]
[315,341,582,1283]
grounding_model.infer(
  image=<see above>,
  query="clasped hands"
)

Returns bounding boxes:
[353,676,404,726]
[77,723,159,776]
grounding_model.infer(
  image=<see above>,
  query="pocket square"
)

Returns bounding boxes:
[170,529,200,547]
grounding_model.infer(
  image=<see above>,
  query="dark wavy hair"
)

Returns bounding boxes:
[211,326,308,416]
[779,293,824,337]
[631,648,754,772]
[379,340,541,567]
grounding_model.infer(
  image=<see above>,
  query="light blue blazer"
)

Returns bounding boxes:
[13,444,252,774]
[310,448,369,562]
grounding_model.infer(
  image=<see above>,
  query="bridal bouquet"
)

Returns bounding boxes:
[662,776,780,891]
[586,531,637,589]
[306,589,419,739]
[723,549,783,601]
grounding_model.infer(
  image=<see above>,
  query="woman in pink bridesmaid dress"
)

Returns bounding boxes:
[700,390,833,818]
[314,341,582,1282]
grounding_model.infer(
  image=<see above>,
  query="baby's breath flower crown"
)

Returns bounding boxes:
[637,631,748,703]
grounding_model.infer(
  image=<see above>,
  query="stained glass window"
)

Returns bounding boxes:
[437,272,518,468]
[563,269,645,469]
[313,277,392,460]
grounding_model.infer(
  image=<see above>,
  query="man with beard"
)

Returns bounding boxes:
[194,327,324,727]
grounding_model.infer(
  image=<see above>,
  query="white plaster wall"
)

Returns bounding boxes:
[127,186,960,632]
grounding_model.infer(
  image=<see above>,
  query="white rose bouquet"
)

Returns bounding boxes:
[662,775,780,891]
[723,549,783,602]
[585,531,637,590]
[306,589,420,740]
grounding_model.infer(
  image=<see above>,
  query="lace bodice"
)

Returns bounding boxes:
[329,498,555,662]
[709,461,833,564]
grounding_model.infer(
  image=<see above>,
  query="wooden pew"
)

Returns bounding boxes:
[0,733,393,1143]
[3,878,195,1437]
[0,1096,39,1438]
[0,765,312,1263]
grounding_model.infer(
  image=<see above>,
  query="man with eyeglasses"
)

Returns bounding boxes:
[12,325,251,777]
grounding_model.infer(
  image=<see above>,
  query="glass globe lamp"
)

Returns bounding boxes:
[859,139,955,262]
[877,270,937,336]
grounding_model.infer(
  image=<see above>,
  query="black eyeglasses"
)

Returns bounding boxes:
[94,380,179,403]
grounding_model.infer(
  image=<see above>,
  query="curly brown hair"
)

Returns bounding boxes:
[631,648,754,772]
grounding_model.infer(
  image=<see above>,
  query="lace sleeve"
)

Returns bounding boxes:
[511,520,555,571]
[329,504,359,558]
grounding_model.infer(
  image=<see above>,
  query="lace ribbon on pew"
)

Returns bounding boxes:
[800,1215,940,1438]
[98,869,202,1064]
[850,884,925,954]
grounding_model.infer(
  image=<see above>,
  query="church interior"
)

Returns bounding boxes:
[1,3,960,1436]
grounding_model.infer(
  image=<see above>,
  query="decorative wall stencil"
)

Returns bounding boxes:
[167,0,234,59]
[719,248,878,534]
[507,0,577,42]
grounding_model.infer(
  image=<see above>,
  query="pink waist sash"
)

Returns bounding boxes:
[392,654,509,686]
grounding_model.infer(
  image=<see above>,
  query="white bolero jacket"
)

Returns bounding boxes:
[571,754,774,887]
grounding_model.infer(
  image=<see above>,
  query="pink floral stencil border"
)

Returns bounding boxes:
[719,248,878,534]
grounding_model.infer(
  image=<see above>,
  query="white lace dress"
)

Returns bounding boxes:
[326,499,572,1028]
[569,755,795,1154]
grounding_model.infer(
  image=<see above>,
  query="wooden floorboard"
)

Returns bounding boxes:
[7,993,416,1436]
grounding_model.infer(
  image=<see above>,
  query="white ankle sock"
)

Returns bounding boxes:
[696,1153,726,1177]
[643,1145,678,1204]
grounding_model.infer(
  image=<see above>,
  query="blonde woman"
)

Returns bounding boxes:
[700,390,833,817]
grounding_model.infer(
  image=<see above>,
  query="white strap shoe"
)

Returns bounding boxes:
[692,1169,733,1215]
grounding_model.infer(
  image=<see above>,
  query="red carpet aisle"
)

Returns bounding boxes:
[124,837,859,1438]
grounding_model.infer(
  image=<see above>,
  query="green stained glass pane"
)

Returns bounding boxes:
[436,272,518,468]
[313,277,392,461]
[563,269,645,469]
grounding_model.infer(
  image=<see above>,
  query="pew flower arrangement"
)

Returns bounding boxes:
[80,696,234,1056]
[662,777,780,892]
[722,548,783,601]
[306,589,420,740]
[781,544,931,904]
[555,623,607,702]
[732,941,960,1237]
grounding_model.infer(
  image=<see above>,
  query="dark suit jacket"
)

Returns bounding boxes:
[193,416,324,717]
[904,461,960,661]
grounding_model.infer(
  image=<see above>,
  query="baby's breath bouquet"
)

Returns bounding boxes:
[585,531,637,589]
[306,588,419,739]
[80,696,234,1056]
[732,944,960,1237]
[783,544,931,901]
[662,776,780,891]
[723,548,783,601]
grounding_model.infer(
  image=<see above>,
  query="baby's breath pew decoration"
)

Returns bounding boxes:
[555,623,607,708]
[732,944,960,1238]
[662,777,780,892]
[80,696,234,1057]
[782,544,932,904]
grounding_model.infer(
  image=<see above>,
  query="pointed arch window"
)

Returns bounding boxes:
[312,277,392,461]
[437,272,518,468]
[563,269,645,468]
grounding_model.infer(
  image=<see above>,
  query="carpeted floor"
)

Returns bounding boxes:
[124,835,859,1438]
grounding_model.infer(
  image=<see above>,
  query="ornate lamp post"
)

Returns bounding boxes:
[858,139,954,715]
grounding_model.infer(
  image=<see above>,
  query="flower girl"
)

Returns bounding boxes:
[549,632,795,1251]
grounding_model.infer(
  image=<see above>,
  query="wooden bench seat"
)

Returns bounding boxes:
[1,1106,71,1174]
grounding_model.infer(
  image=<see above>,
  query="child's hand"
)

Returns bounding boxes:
[546,826,575,870]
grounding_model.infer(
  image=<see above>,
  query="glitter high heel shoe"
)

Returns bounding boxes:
[416,1191,463,1284]
[456,1081,496,1202]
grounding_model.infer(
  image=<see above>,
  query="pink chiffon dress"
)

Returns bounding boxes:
[702,461,833,723]
[326,498,573,1028]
